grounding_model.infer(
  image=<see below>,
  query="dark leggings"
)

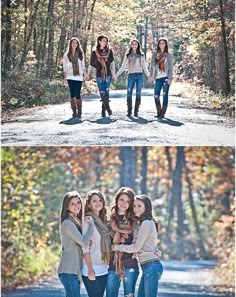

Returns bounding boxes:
[82,274,108,297]
[67,79,82,99]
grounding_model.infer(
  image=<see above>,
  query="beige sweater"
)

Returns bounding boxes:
[63,53,86,81]
[57,219,94,282]
[116,220,158,264]
[116,53,150,78]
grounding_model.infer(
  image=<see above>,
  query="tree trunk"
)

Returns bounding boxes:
[47,0,55,78]
[2,0,12,77]
[119,147,137,191]
[141,147,147,194]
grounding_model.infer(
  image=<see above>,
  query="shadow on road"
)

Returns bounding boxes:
[157,117,184,127]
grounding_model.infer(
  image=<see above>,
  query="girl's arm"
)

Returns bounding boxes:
[142,56,150,78]
[149,52,156,78]
[63,219,94,248]
[110,61,116,79]
[116,54,128,77]
[112,220,151,253]
[168,54,173,82]
[83,252,96,280]
[63,54,68,85]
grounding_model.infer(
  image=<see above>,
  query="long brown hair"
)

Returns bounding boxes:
[156,38,169,54]
[135,195,160,232]
[60,191,82,224]
[110,187,135,223]
[127,39,143,57]
[67,37,84,61]
[96,34,110,54]
[84,190,108,223]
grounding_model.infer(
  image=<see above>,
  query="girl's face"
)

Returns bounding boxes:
[133,199,145,217]
[99,38,108,49]
[131,41,138,51]
[159,40,166,51]
[71,40,78,49]
[117,194,130,214]
[68,197,81,216]
[89,194,104,214]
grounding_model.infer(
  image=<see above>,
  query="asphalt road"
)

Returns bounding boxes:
[2,260,234,297]
[1,89,235,146]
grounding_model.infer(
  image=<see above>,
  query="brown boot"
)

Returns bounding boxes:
[101,103,106,117]
[101,94,112,116]
[70,98,77,118]
[160,106,167,118]
[76,99,82,118]
[127,100,132,116]
[134,99,141,117]
[156,104,162,117]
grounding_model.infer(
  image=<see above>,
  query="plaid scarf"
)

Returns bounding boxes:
[95,48,110,79]
[68,51,80,76]
[87,212,111,264]
[111,215,135,279]
[156,52,167,72]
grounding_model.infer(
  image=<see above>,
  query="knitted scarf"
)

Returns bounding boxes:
[95,48,110,80]
[87,212,111,264]
[68,51,80,76]
[68,213,82,233]
[128,51,142,69]
[156,52,167,72]
[111,215,134,279]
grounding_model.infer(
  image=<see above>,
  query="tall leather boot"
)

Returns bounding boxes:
[101,103,106,117]
[156,104,162,117]
[101,94,112,116]
[70,98,77,118]
[134,99,141,117]
[127,100,132,116]
[160,106,167,118]
[76,99,82,118]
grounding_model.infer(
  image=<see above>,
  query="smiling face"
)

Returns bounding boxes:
[99,38,108,49]
[158,39,167,52]
[89,194,104,215]
[68,197,82,216]
[131,41,139,52]
[71,39,79,49]
[133,199,145,217]
[117,194,130,215]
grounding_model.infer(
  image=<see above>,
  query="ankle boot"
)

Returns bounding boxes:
[101,103,106,117]
[127,100,132,116]
[70,98,77,118]
[134,99,141,117]
[76,99,82,118]
[156,104,162,117]
[160,106,167,118]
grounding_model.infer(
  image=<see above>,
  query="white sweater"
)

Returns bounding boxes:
[63,53,85,81]
[81,219,108,276]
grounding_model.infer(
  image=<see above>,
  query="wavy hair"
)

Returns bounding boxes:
[60,191,82,223]
[67,37,84,60]
[156,37,169,54]
[96,34,110,54]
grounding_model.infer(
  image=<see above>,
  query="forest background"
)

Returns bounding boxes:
[1,146,235,293]
[1,0,235,115]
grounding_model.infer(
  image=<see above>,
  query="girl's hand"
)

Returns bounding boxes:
[84,216,92,223]
[112,244,119,251]
[64,78,68,86]
[154,248,162,259]
[112,74,118,81]
[167,79,172,85]
[149,77,154,82]
[88,268,96,281]
[84,73,89,81]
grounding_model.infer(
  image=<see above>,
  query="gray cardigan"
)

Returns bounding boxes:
[150,52,173,80]
[57,219,94,282]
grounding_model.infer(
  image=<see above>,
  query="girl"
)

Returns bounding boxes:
[82,190,111,297]
[87,35,115,117]
[58,191,94,297]
[149,38,173,118]
[63,37,87,119]
[115,39,150,117]
[106,187,139,297]
[112,195,163,297]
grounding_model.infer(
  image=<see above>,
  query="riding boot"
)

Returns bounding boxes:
[127,100,132,116]
[70,98,77,118]
[76,99,82,118]
[156,104,162,117]
[134,99,141,117]
[160,106,167,118]
[101,103,106,117]
[101,93,112,116]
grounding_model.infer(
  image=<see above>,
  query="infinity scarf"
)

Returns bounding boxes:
[111,215,135,279]
[156,52,167,72]
[68,51,80,76]
[95,48,110,79]
[87,212,111,264]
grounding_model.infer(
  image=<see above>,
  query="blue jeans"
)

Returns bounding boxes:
[137,261,163,297]
[96,76,112,97]
[127,73,144,102]
[154,77,170,107]
[58,273,81,297]
[82,274,108,297]
[106,268,139,297]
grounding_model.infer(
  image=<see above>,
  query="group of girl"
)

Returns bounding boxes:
[63,34,173,120]
[58,187,163,297]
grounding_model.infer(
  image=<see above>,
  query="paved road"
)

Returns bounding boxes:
[2,261,234,297]
[1,89,234,146]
